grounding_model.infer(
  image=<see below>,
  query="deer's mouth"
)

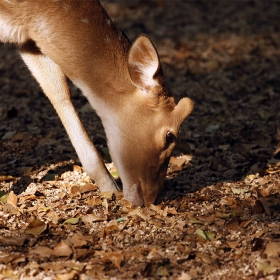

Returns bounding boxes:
[123,181,144,206]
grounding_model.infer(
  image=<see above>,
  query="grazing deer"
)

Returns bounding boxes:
[0,0,193,206]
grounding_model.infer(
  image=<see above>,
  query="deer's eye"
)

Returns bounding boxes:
[166,131,176,145]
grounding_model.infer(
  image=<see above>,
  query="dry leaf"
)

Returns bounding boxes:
[167,207,178,215]
[226,240,240,249]
[240,220,251,228]
[251,230,265,239]
[258,198,272,215]
[56,270,78,280]
[123,250,144,260]
[147,247,162,261]
[104,224,122,235]
[150,218,163,227]
[12,256,26,265]
[225,217,239,230]
[120,198,133,208]
[7,191,17,208]
[149,204,162,214]
[0,235,26,246]
[253,200,265,214]
[67,232,88,248]
[270,258,280,267]
[215,212,232,219]
[259,188,270,197]
[19,194,38,203]
[25,219,47,236]
[175,220,187,231]
[257,262,277,275]
[46,211,59,224]
[264,242,280,258]
[196,253,213,265]
[0,269,16,279]
[102,198,109,214]
[102,252,124,269]
[52,240,72,257]
[81,214,107,224]
[80,183,96,193]
[170,155,188,167]
[72,165,82,173]
[0,175,13,182]
[129,209,148,220]
[100,191,113,199]
[70,185,80,195]
[87,196,102,206]
[29,246,53,258]
[113,191,124,200]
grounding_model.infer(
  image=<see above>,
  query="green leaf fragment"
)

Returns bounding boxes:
[195,228,214,241]
[43,173,56,181]
[110,171,120,179]
[155,265,170,277]
[195,228,207,240]
[1,131,17,140]
[205,231,215,241]
[205,124,220,133]
[0,193,8,203]
[64,217,80,225]
[190,219,208,225]
[116,217,127,223]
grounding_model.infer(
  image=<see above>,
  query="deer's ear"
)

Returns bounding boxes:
[128,35,162,92]
[173,97,194,124]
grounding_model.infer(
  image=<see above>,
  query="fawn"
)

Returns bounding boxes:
[0,0,193,206]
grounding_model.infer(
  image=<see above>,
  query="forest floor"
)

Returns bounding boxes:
[1,1,280,279]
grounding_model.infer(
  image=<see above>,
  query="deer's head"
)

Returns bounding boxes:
[105,35,194,206]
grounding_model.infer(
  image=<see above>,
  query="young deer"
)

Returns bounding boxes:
[0,0,193,206]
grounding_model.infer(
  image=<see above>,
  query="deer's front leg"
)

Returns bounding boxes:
[20,47,118,192]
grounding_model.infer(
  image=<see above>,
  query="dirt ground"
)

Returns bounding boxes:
[1,1,280,279]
